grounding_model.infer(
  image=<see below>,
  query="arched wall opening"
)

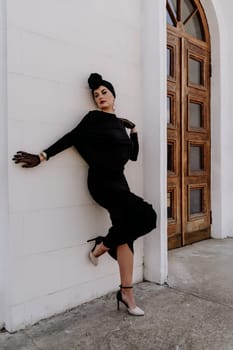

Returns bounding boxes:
[142,0,225,283]
[201,0,229,239]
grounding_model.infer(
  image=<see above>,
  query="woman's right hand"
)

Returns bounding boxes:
[12,151,41,168]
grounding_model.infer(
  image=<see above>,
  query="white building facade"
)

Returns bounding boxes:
[0,0,233,332]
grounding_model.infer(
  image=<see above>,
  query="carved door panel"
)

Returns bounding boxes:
[167,0,211,249]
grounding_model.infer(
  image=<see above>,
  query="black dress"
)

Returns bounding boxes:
[44,110,157,259]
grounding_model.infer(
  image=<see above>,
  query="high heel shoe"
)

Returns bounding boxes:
[116,285,144,316]
[87,236,104,266]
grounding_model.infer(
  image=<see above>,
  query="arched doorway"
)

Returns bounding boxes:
[167,0,211,249]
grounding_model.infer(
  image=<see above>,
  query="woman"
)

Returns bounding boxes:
[13,73,157,316]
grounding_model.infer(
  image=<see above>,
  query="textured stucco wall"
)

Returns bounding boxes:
[0,0,8,329]
[6,0,144,331]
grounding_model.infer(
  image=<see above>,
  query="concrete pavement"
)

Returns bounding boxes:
[1,238,233,350]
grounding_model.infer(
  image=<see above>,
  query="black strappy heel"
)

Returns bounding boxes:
[116,285,144,316]
[87,236,104,246]
[87,236,104,266]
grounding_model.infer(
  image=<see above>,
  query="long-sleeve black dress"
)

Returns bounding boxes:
[44,110,157,259]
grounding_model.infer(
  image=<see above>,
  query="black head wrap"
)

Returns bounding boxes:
[88,73,116,98]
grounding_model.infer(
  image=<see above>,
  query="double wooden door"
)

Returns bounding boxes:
[167,0,211,249]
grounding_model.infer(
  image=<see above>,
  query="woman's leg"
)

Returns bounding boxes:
[117,243,136,309]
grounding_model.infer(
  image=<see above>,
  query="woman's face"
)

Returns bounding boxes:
[93,85,115,113]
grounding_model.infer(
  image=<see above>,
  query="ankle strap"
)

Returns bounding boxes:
[119,285,133,289]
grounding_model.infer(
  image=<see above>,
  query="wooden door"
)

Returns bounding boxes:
[167,0,211,249]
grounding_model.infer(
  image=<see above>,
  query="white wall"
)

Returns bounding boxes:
[142,0,168,283]
[6,0,144,331]
[214,0,233,238]
[201,0,233,238]
[0,0,8,329]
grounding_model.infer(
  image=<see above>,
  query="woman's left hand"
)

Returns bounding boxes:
[119,118,136,130]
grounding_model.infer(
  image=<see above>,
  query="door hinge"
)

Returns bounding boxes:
[210,210,212,225]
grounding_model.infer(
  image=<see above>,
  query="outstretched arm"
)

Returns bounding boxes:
[42,129,76,160]
[12,113,91,168]
[12,130,75,168]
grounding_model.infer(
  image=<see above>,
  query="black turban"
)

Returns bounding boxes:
[88,73,116,98]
